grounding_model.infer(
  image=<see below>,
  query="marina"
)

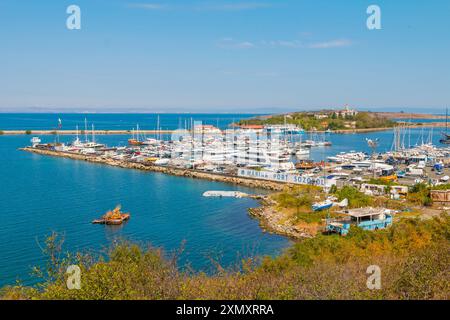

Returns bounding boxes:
[1,0,449,302]
[22,117,450,191]
[2,113,450,288]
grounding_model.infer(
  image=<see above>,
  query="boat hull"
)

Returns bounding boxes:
[92,213,130,225]
[312,203,333,211]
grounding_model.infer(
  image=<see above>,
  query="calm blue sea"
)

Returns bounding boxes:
[0,113,448,288]
[0,113,261,131]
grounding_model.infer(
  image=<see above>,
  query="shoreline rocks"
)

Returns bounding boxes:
[248,198,315,240]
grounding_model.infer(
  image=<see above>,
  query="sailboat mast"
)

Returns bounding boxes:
[136,123,140,142]
[84,118,88,142]
[157,115,160,141]
[446,107,448,134]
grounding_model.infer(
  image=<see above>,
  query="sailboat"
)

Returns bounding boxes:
[128,124,145,146]
[439,108,450,145]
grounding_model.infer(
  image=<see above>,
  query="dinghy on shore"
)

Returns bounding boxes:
[312,200,333,211]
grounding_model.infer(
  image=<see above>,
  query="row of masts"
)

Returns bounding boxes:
[391,123,436,152]
[72,118,96,143]
[391,107,449,152]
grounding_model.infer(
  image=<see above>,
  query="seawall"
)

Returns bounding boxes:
[1,121,447,135]
[20,147,288,191]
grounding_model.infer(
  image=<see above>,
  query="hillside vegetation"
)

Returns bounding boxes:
[2,214,449,300]
[239,111,396,131]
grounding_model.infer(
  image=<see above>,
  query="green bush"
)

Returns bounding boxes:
[275,186,320,211]
[329,184,338,194]
[335,186,373,208]
[431,184,450,191]
[1,215,449,300]
[408,183,432,206]
[25,130,32,135]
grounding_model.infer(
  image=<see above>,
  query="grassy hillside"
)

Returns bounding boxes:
[2,214,449,300]
[239,111,396,131]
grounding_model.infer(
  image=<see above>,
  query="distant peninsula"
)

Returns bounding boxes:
[237,107,446,132]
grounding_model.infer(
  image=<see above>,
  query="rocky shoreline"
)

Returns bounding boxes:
[248,197,315,239]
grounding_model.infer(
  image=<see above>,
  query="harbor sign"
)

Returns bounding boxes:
[238,169,336,188]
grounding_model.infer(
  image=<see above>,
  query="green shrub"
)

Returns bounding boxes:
[335,186,373,208]
[408,183,432,206]
[431,184,450,191]
[25,130,32,135]
[1,215,449,300]
[329,184,338,194]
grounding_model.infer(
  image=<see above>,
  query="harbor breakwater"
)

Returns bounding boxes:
[3,121,448,135]
[20,147,287,191]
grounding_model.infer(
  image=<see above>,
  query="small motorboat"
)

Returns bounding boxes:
[154,158,170,166]
[312,200,333,211]
[396,170,406,178]
[92,205,130,225]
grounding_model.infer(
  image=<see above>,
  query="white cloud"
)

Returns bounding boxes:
[199,2,273,11]
[307,39,352,49]
[217,38,256,49]
[218,38,353,50]
[127,2,273,12]
[127,3,168,10]
[262,40,303,48]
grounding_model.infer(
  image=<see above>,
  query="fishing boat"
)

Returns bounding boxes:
[128,125,145,146]
[296,160,316,170]
[312,200,333,211]
[30,137,41,147]
[396,170,406,178]
[92,205,130,225]
[128,139,144,146]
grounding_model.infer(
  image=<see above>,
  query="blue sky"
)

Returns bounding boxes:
[0,0,449,113]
